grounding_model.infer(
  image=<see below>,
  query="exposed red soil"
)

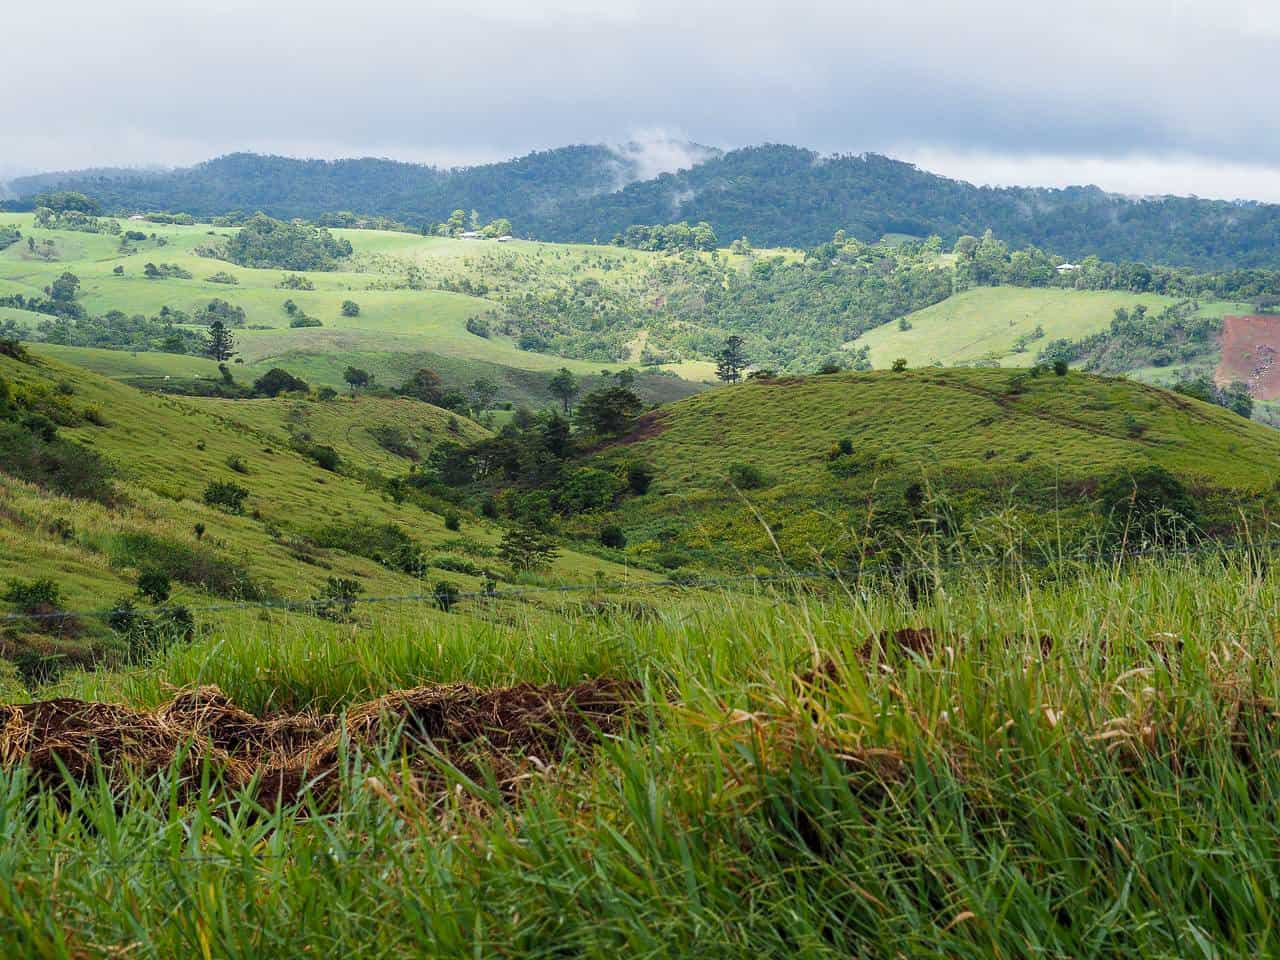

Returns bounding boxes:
[1218,315,1280,400]
[0,679,641,808]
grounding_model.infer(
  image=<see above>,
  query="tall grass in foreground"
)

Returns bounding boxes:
[4,549,1280,956]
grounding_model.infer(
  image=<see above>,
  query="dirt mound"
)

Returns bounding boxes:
[0,679,641,808]
[1218,315,1280,400]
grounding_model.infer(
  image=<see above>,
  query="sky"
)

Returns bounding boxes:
[4,0,1280,200]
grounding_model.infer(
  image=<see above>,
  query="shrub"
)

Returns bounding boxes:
[444,512,461,532]
[225,454,248,474]
[289,316,322,328]
[341,300,360,317]
[433,580,461,612]
[276,273,315,290]
[109,531,264,600]
[599,524,627,549]
[252,368,310,397]
[135,567,172,604]
[314,577,361,621]
[1053,359,1069,376]
[554,468,626,514]
[203,480,249,514]
[1097,465,1200,544]
[625,461,654,495]
[0,422,115,503]
[317,386,338,401]
[305,444,341,472]
[368,424,418,460]
[727,462,768,490]
[433,555,479,576]
[891,358,908,372]
[2,577,62,609]
[82,404,107,426]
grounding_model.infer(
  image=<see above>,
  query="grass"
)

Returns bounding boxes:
[0,349,640,623]
[571,367,1280,571]
[853,286,1247,369]
[4,547,1280,955]
[0,215,710,398]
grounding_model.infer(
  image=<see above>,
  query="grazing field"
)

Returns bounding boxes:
[853,286,1245,369]
[4,549,1280,955]
[0,214,712,403]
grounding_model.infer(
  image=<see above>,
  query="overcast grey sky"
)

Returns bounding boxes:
[5,0,1279,199]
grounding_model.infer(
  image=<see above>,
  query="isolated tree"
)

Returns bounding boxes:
[498,525,560,572]
[46,272,80,303]
[715,335,748,383]
[574,383,644,438]
[252,368,309,397]
[341,299,360,317]
[399,368,444,404]
[343,366,371,395]
[891,357,908,372]
[205,320,236,362]
[548,367,579,413]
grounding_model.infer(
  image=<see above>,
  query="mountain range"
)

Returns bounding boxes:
[7,143,1280,267]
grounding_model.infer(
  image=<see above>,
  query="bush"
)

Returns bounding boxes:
[314,577,361,621]
[444,512,461,532]
[433,555,480,576]
[625,461,654,495]
[433,580,461,612]
[599,524,627,549]
[110,532,264,600]
[225,454,248,474]
[727,462,768,490]
[317,386,338,401]
[135,567,172,604]
[305,444,341,472]
[341,300,360,317]
[1053,359,1069,376]
[252,368,310,397]
[554,468,626,513]
[203,480,249,514]
[891,358,908,372]
[2,577,62,609]
[1097,465,1200,544]
[289,316,322,328]
[0,422,115,503]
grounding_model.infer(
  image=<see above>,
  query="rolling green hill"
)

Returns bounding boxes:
[567,368,1280,569]
[0,346,648,686]
[854,287,1247,370]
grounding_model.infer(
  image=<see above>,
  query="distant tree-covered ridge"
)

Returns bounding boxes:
[222,213,353,271]
[12,143,1280,267]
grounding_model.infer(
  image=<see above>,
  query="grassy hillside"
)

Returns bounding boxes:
[0,348,651,687]
[574,368,1280,569]
[854,287,1246,369]
[0,214,711,403]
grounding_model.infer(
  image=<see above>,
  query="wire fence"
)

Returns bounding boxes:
[4,534,1276,625]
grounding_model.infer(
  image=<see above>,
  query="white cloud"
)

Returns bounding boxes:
[2,0,1278,202]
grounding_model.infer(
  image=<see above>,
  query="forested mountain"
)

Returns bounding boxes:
[9,144,1280,267]
[4,145,717,230]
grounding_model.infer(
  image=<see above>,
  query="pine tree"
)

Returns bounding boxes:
[205,320,236,362]
[715,335,747,383]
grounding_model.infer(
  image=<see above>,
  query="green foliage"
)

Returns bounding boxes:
[891,357,908,372]
[574,383,643,438]
[598,524,626,549]
[204,320,236,362]
[223,214,353,271]
[202,480,249,514]
[625,460,654,495]
[108,531,264,600]
[715,335,748,384]
[142,262,192,280]
[135,567,172,604]
[341,300,360,317]
[194,298,246,327]
[311,522,429,578]
[1173,375,1254,418]
[726,462,768,490]
[2,577,62,609]
[398,368,445,405]
[443,511,461,532]
[613,221,718,252]
[343,367,372,394]
[252,368,309,397]
[1039,301,1221,373]
[554,468,625,513]
[277,273,315,290]
[432,579,461,612]
[313,576,361,621]
[498,525,560,572]
[0,421,115,503]
[1097,465,1200,544]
